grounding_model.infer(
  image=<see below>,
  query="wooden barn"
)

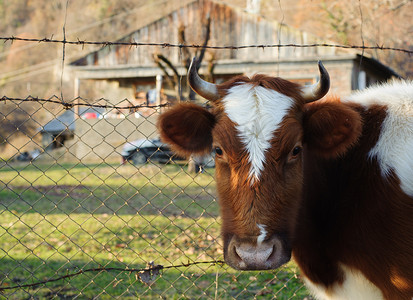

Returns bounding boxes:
[69,0,398,104]
[66,0,399,161]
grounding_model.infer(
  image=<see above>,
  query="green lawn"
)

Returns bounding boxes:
[0,161,310,299]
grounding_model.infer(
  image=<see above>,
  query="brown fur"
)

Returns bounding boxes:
[303,100,363,158]
[295,103,413,299]
[157,76,413,299]
[216,74,305,106]
[158,102,216,157]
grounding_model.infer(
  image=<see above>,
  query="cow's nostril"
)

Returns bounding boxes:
[233,246,241,260]
[226,235,291,270]
[267,245,276,261]
[233,243,273,268]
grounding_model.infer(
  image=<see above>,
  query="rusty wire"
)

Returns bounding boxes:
[0,260,225,292]
[1,36,412,54]
[0,95,170,110]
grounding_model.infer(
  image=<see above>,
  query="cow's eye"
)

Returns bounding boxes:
[292,146,302,157]
[288,144,303,163]
[214,146,223,157]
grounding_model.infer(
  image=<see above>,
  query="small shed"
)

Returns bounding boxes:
[40,107,105,150]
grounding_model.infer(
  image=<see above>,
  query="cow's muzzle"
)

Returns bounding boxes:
[225,235,291,270]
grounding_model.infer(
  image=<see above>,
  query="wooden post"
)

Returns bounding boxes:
[74,78,80,119]
[155,74,163,107]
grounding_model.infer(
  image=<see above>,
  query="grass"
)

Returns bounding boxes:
[0,160,310,299]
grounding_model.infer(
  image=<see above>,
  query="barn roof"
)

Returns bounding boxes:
[70,0,342,68]
[69,0,399,80]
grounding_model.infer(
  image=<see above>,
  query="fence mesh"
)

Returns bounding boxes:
[0,98,309,299]
[1,0,412,297]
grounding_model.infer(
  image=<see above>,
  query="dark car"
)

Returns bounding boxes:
[15,149,42,162]
[121,138,178,164]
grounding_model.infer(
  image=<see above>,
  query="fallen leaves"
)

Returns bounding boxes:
[136,261,163,285]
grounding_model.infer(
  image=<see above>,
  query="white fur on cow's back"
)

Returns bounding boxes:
[303,264,384,300]
[222,83,294,182]
[345,80,413,197]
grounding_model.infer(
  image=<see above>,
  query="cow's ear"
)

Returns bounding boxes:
[303,101,362,159]
[158,102,216,157]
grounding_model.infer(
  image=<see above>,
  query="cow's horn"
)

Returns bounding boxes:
[188,57,220,102]
[301,61,330,102]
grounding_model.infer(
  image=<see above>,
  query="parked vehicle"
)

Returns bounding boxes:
[121,138,179,164]
[15,149,42,162]
[121,138,216,167]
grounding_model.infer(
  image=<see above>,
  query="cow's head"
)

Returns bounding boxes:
[158,58,362,270]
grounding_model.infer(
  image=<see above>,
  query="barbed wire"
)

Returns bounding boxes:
[0,260,226,292]
[0,96,171,110]
[1,36,412,54]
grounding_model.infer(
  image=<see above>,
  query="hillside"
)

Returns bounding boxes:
[1,0,412,98]
[0,0,412,155]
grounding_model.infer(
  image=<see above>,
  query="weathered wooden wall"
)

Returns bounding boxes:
[75,0,337,68]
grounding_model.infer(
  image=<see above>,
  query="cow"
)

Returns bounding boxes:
[157,58,413,300]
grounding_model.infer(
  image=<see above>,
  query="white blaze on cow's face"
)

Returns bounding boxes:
[222,84,295,182]
[257,224,268,245]
[211,78,305,271]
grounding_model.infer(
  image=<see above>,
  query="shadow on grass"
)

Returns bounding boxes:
[0,184,219,219]
[0,162,219,219]
[0,257,309,300]
[0,162,311,299]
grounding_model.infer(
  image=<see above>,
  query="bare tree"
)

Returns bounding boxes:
[292,0,413,77]
[153,14,215,173]
[153,13,214,101]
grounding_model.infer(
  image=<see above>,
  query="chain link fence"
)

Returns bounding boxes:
[0,98,309,299]
[1,0,411,297]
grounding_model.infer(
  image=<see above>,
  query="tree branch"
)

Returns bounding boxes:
[153,53,182,101]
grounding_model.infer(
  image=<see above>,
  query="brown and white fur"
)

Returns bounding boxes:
[158,60,413,300]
